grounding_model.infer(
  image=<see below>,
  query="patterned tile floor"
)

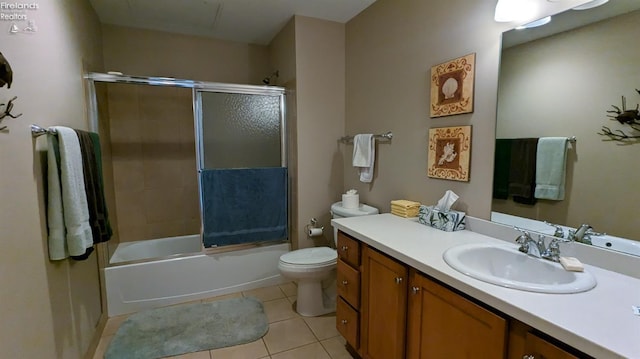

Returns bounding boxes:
[92,282,353,359]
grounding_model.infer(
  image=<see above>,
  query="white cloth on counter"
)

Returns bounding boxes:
[352,134,375,183]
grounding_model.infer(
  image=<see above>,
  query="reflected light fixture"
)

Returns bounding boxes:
[494,0,536,22]
[572,0,609,10]
[516,16,551,29]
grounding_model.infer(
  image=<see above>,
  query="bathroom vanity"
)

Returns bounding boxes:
[332,214,640,359]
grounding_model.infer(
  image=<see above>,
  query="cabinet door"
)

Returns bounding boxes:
[361,246,408,359]
[523,332,580,359]
[407,269,507,359]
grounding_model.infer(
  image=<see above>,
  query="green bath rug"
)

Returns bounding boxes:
[105,296,268,359]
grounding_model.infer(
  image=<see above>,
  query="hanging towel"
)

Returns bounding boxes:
[47,133,67,260]
[492,139,512,200]
[352,134,375,183]
[508,138,538,205]
[201,167,288,247]
[535,137,569,200]
[77,130,112,243]
[53,126,94,258]
[88,132,113,242]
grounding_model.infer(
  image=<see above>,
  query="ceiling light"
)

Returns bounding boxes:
[572,0,609,10]
[495,0,537,22]
[516,16,551,29]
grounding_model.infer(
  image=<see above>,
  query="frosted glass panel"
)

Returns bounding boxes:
[201,92,282,169]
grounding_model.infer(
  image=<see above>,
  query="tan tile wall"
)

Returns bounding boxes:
[107,83,200,242]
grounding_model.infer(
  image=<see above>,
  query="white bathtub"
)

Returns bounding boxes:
[110,234,203,264]
[105,236,289,316]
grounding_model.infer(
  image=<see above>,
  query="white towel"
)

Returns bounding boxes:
[47,133,67,260]
[54,126,94,257]
[352,134,375,183]
[534,137,569,200]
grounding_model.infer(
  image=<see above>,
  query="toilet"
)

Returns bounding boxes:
[278,201,379,316]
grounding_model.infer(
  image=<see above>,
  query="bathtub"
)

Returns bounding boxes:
[105,235,289,316]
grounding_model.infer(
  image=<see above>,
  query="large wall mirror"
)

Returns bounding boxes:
[492,0,640,253]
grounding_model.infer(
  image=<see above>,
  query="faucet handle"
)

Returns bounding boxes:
[514,227,530,243]
[544,221,565,238]
[585,228,605,237]
[543,238,563,262]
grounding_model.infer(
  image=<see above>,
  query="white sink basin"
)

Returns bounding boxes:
[443,243,596,294]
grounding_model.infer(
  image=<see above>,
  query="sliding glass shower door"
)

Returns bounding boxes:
[195,87,287,248]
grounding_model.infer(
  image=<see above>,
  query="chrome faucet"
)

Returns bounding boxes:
[515,228,570,262]
[569,224,605,245]
[515,230,545,258]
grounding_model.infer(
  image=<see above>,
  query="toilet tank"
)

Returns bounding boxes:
[330,201,379,245]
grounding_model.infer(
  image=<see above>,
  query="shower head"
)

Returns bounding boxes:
[262,70,279,85]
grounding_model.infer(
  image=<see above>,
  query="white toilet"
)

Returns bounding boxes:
[278,201,379,316]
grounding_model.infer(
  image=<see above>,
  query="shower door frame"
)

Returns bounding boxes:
[193,86,289,252]
[84,72,290,259]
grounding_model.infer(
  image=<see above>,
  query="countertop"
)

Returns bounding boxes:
[331,213,640,359]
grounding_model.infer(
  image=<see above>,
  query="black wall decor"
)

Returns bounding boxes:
[0,52,13,89]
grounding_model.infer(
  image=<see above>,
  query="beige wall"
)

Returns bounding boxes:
[102,24,271,85]
[0,0,104,358]
[293,16,346,249]
[343,0,586,220]
[107,83,199,243]
[494,10,640,241]
[268,19,299,246]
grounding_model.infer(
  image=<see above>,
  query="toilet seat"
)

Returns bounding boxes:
[279,247,337,267]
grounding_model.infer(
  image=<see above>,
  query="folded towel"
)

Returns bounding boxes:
[54,126,94,258]
[492,139,512,199]
[352,134,375,183]
[535,137,569,200]
[77,130,112,244]
[391,206,419,213]
[47,133,67,260]
[391,210,417,218]
[89,132,113,242]
[508,138,538,205]
[390,199,421,208]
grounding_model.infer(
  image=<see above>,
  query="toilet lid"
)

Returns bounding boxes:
[280,247,337,266]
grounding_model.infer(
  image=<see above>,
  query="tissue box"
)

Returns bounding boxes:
[418,205,465,232]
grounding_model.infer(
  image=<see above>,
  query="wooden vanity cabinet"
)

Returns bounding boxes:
[334,230,586,359]
[407,269,508,358]
[508,320,587,359]
[361,245,409,359]
[336,232,362,354]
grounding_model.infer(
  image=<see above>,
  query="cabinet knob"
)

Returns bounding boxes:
[411,286,420,294]
[342,280,348,285]
[395,277,403,284]
[522,355,536,359]
[341,319,348,325]
[341,246,349,251]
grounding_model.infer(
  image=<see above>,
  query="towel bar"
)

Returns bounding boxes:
[30,124,57,137]
[340,131,393,143]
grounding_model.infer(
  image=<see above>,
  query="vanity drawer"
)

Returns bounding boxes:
[337,297,359,350]
[337,231,360,267]
[337,259,360,308]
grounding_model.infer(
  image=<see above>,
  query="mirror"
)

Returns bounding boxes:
[493,1,640,254]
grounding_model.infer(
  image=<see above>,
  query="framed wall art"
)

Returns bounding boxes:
[427,125,471,181]
[429,53,475,118]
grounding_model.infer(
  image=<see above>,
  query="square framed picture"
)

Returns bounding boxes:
[429,53,476,118]
[427,126,471,181]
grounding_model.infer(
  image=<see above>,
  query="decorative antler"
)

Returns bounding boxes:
[0,96,22,131]
[599,92,640,143]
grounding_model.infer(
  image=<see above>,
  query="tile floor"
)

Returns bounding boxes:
[92,282,353,359]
